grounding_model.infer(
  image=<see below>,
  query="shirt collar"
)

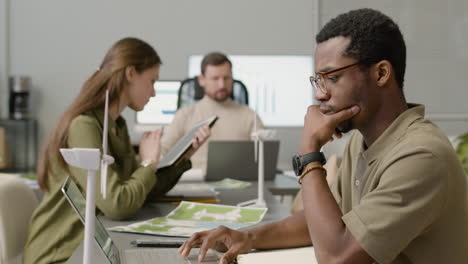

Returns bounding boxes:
[361,103,425,164]
[90,108,123,133]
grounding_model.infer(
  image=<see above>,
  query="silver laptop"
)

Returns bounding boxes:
[61,176,218,264]
[205,140,280,182]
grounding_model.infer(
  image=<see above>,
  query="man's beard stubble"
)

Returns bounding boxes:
[336,120,353,133]
[213,89,231,102]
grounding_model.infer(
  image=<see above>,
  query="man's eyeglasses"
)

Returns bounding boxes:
[310,61,361,95]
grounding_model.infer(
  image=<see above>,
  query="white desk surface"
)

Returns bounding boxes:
[67,178,296,263]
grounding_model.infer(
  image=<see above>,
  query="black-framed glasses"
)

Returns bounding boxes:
[310,61,361,95]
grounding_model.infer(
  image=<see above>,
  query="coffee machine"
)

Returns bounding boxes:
[9,75,31,120]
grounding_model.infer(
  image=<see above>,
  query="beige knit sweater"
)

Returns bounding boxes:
[161,96,264,170]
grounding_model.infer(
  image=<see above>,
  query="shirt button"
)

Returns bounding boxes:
[355,179,360,187]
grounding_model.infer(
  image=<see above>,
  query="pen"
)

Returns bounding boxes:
[130,240,184,248]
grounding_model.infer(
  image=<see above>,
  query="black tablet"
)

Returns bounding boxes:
[157,115,218,169]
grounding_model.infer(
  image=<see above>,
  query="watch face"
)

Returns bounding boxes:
[292,155,302,176]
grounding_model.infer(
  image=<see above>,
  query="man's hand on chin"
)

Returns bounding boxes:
[300,105,360,154]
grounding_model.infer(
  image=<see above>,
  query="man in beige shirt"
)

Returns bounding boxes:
[161,52,263,170]
[179,8,468,264]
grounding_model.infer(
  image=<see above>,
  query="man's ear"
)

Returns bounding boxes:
[197,74,205,87]
[125,65,136,83]
[374,60,392,87]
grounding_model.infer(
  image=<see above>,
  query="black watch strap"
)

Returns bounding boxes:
[293,152,326,176]
[301,152,326,166]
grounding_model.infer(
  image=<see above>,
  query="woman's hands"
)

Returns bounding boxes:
[182,125,211,160]
[192,125,211,149]
[138,128,163,169]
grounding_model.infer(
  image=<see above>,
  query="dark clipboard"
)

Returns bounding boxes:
[157,116,218,169]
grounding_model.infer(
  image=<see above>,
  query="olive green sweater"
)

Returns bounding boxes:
[23,109,190,264]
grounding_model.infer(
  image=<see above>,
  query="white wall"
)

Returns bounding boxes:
[1,0,467,170]
[0,0,9,117]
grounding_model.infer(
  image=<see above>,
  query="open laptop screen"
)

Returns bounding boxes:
[61,176,120,264]
[205,140,280,182]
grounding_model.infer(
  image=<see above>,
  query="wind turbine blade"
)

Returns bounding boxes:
[101,89,110,199]
[102,90,109,156]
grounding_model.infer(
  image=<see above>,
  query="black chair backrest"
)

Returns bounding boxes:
[177,77,249,109]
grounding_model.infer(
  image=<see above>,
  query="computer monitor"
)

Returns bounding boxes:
[188,55,314,127]
[135,80,181,125]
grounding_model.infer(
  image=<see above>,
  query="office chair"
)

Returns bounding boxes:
[0,177,38,264]
[177,77,249,109]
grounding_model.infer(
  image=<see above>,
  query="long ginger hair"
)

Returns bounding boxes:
[37,37,161,191]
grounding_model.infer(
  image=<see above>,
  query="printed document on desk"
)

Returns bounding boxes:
[237,246,317,264]
[109,201,267,237]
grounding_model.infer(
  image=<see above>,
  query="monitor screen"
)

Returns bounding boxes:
[136,80,181,125]
[188,55,314,127]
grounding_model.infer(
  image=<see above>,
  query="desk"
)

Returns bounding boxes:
[269,173,300,197]
[67,181,294,263]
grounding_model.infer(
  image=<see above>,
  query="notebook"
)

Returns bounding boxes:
[205,140,280,182]
[61,176,219,264]
[158,116,218,169]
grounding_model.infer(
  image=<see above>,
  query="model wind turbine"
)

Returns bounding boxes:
[60,90,114,264]
[238,110,276,208]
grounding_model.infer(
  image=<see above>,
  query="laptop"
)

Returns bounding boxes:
[205,140,280,182]
[61,176,219,264]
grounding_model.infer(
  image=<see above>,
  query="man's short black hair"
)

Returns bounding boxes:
[201,52,232,75]
[316,8,406,89]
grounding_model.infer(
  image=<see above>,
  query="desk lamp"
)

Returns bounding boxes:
[59,90,114,264]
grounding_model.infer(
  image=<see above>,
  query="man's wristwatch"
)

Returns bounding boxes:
[292,152,326,176]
